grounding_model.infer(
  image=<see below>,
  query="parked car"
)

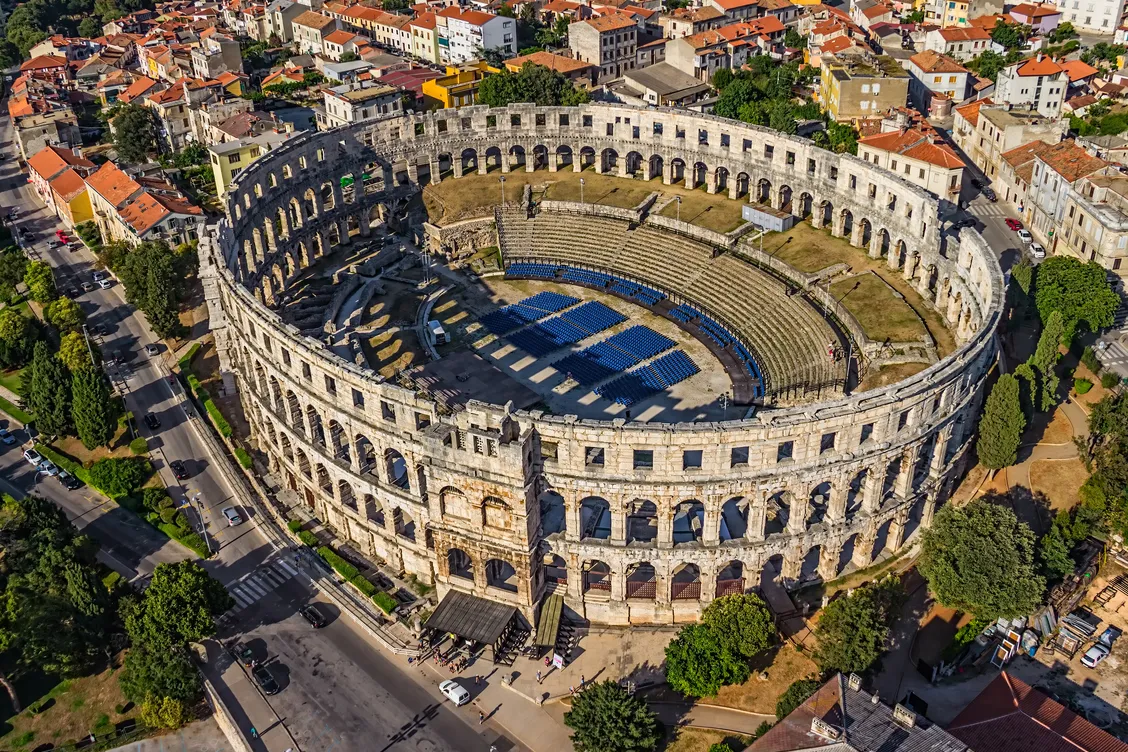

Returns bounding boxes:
[145,344,159,356]
[222,506,243,526]
[57,470,82,490]
[1005,218,1023,231]
[144,412,160,430]
[1030,243,1046,259]
[439,680,470,706]
[299,604,327,628]
[170,460,189,480]
[39,460,59,476]
[23,448,42,467]
[55,230,68,242]
[228,641,255,668]
[252,664,280,695]
[982,187,997,202]
[0,428,15,445]
[81,281,94,292]
[92,271,105,282]
[98,279,111,289]
[1081,627,1121,668]
[1017,229,1033,244]
[91,323,107,336]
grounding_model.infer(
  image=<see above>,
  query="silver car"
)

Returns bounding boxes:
[222,506,243,526]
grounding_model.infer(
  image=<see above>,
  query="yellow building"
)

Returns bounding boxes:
[421,62,500,109]
[820,52,910,121]
[49,169,94,228]
[208,130,297,196]
[941,0,970,27]
[410,13,442,64]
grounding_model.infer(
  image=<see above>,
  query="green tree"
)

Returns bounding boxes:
[112,104,157,163]
[1034,256,1120,343]
[711,68,734,91]
[143,254,182,338]
[44,296,85,332]
[702,593,776,660]
[0,308,38,368]
[665,623,750,697]
[1031,309,1065,409]
[139,694,193,729]
[121,644,201,706]
[26,341,71,437]
[1048,21,1077,42]
[124,561,233,648]
[78,17,103,37]
[478,62,590,107]
[813,578,904,675]
[976,374,1026,470]
[966,49,1015,82]
[1038,521,1075,583]
[339,50,359,62]
[564,680,661,752]
[23,260,56,303]
[72,365,117,449]
[776,678,822,720]
[990,20,1031,50]
[59,330,98,372]
[1013,362,1037,421]
[783,27,806,49]
[918,497,1045,620]
[6,3,48,58]
[87,457,150,497]
[0,250,28,303]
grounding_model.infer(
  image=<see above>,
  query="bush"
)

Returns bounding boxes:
[1082,346,1102,374]
[350,576,377,596]
[177,342,201,373]
[87,457,151,498]
[372,591,398,614]
[234,446,252,469]
[34,443,90,485]
[174,511,190,530]
[204,398,233,438]
[298,530,318,546]
[777,678,823,720]
[1102,372,1120,389]
[147,488,173,510]
[129,437,149,455]
[1075,378,1093,394]
[287,519,303,533]
[158,522,210,558]
[317,546,359,580]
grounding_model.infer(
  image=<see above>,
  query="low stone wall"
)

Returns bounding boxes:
[539,199,642,223]
[423,217,497,259]
[644,213,731,248]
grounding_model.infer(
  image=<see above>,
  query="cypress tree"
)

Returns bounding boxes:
[144,255,181,339]
[26,341,70,437]
[977,373,1025,470]
[72,365,116,450]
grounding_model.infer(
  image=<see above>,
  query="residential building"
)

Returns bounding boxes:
[505,51,596,82]
[659,5,725,38]
[907,50,970,112]
[920,26,991,59]
[189,95,256,145]
[569,14,638,80]
[266,0,306,43]
[13,110,81,162]
[209,130,298,195]
[994,54,1068,117]
[749,673,969,752]
[664,18,785,82]
[997,139,1056,210]
[410,13,442,64]
[1052,0,1125,32]
[49,169,94,229]
[1024,139,1109,246]
[955,101,1065,179]
[29,35,96,63]
[19,55,69,85]
[241,4,271,41]
[190,32,243,79]
[705,0,760,22]
[145,85,194,151]
[293,10,339,55]
[1060,58,1099,88]
[947,672,1128,752]
[323,29,370,61]
[618,61,711,105]
[819,51,910,121]
[321,80,401,128]
[342,8,412,54]
[1009,2,1061,31]
[27,144,96,218]
[858,126,965,200]
[322,59,375,82]
[437,7,516,65]
[420,61,499,108]
[940,0,970,26]
[84,161,202,246]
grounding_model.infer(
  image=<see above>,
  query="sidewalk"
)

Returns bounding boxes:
[199,640,299,752]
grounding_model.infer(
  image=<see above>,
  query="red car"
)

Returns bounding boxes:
[55,229,68,242]
[1005,218,1023,231]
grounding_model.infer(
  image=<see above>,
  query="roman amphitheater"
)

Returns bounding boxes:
[199,103,1003,629]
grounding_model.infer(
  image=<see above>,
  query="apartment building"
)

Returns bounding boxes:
[27,144,96,220]
[410,13,442,64]
[664,18,784,81]
[1057,174,1128,277]
[953,100,1066,179]
[209,130,298,195]
[994,54,1068,118]
[819,51,910,121]
[321,80,401,128]
[293,10,339,55]
[420,62,499,108]
[84,161,202,246]
[569,14,638,80]
[266,0,306,43]
[190,32,242,79]
[858,126,965,200]
[659,6,725,38]
[437,7,516,65]
[1024,140,1109,246]
[907,50,970,112]
[920,26,991,59]
[1052,0,1126,32]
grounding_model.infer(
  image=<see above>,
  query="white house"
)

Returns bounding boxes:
[436,7,516,65]
[994,54,1068,118]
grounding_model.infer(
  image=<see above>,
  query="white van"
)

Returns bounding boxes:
[427,320,448,345]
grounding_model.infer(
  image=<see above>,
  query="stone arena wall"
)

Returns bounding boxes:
[198,103,1004,626]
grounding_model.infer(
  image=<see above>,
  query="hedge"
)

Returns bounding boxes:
[1075,378,1093,395]
[287,519,303,533]
[35,443,91,485]
[234,447,252,469]
[298,530,318,546]
[0,395,32,425]
[372,591,398,614]
[350,576,377,597]
[317,546,359,580]
[158,522,210,558]
[177,342,201,373]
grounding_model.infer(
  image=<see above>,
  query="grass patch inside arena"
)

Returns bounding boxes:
[831,273,928,344]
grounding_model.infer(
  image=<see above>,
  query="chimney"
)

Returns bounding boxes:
[892,703,917,728]
[847,673,863,691]
[810,717,841,741]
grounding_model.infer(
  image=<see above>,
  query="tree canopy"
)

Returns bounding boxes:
[111,104,157,164]
[72,365,117,449]
[813,578,904,675]
[665,623,750,697]
[976,373,1025,470]
[918,497,1045,620]
[1034,256,1119,343]
[702,593,776,660]
[776,678,822,720]
[564,680,661,752]
[478,63,590,108]
[44,296,85,332]
[26,341,71,437]
[990,20,1031,50]
[23,260,56,303]
[0,308,39,368]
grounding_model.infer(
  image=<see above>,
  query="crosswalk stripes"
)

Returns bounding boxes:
[1102,341,1128,369]
[970,203,1007,218]
[221,554,301,619]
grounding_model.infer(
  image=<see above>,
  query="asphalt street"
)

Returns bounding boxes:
[0,111,519,751]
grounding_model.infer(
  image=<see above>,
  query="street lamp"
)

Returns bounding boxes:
[579,177,585,205]
[80,324,97,368]
[499,175,506,206]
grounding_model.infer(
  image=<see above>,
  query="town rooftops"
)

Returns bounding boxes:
[293,10,336,29]
[709,0,759,11]
[580,13,637,32]
[1060,58,1099,82]
[683,18,784,48]
[859,127,966,169]
[1032,139,1109,182]
[948,672,1128,752]
[910,49,969,74]
[118,190,202,235]
[937,26,990,41]
[1009,2,1059,17]
[28,145,95,181]
[49,168,88,202]
[437,6,498,26]
[819,36,857,54]
[324,29,363,45]
[954,97,991,127]
[506,50,594,74]
[85,161,143,208]
[327,81,398,102]
[20,55,68,71]
[625,62,710,97]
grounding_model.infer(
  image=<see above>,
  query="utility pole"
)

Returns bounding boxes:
[80,323,97,368]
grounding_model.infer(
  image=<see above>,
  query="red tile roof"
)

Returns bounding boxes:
[1035,139,1109,182]
[506,50,593,74]
[954,97,991,127]
[579,12,635,31]
[438,5,498,26]
[28,145,95,181]
[948,672,1128,752]
[85,161,142,208]
[859,127,966,169]
[293,10,336,29]
[49,168,88,203]
[324,29,359,44]
[937,26,990,41]
[118,190,202,235]
[1010,2,1059,17]
[819,36,857,54]
[911,49,969,74]
[20,55,67,71]
[1014,55,1064,76]
[1060,58,1099,82]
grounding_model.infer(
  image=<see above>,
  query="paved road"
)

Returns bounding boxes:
[0,114,525,751]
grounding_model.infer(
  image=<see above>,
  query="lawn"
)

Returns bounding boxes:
[1030,457,1089,513]
[0,367,23,396]
[857,362,928,392]
[764,222,855,273]
[831,273,928,344]
[0,657,141,750]
[656,189,746,233]
[708,643,818,715]
[662,727,752,752]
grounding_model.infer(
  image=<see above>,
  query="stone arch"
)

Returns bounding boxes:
[303,187,317,218]
[385,448,409,489]
[485,558,518,592]
[720,496,750,540]
[648,153,664,180]
[764,490,790,535]
[800,544,821,581]
[797,191,813,218]
[627,499,658,543]
[671,563,701,600]
[778,184,793,212]
[440,485,471,520]
[392,506,416,541]
[509,144,526,169]
[857,218,873,248]
[555,144,573,169]
[818,198,833,228]
[460,147,478,174]
[715,166,729,193]
[540,490,565,535]
[580,145,598,170]
[626,562,657,599]
[447,547,473,580]
[669,157,686,184]
[355,434,376,474]
[327,419,348,461]
[689,161,707,189]
[763,553,785,587]
[583,559,611,593]
[483,145,503,172]
[600,147,618,173]
[295,447,311,478]
[840,208,854,238]
[285,389,302,429]
[716,560,745,597]
[673,500,704,545]
[320,181,335,211]
[280,433,294,461]
[263,419,277,447]
[305,405,326,446]
[735,171,750,199]
[756,177,772,204]
[625,150,643,176]
[877,228,891,257]
[808,482,831,526]
[544,553,567,589]
[838,533,859,574]
[483,496,511,529]
[531,144,548,170]
[315,463,332,495]
[580,496,611,540]
[337,478,356,509]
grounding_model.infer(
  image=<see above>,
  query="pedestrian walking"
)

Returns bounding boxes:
[475,674,481,685]
[536,670,542,684]
[580,674,585,687]
[250,727,258,739]
[569,685,575,695]
[479,711,485,725]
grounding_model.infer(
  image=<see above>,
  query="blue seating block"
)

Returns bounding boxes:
[561,301,627,335]
[522,291,579,313]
